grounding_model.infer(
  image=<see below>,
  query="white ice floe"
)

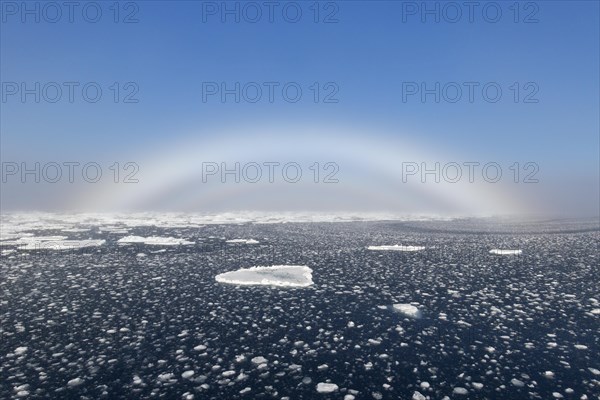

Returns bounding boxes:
[215,265,313,287]
[316,382,339,393]
[452,387,468,395]
[67,377,84,387]
[489,249,522,255]
[511,378,525,387]
[14,346,28,355]
[226,239,260,244]
[181,370,195,379]
[18,239,105,250]
[392,304,422,318]
[367,245,425,252]
[117,236,194,246]
[412,391,426,400]
[251,356,268,365]
[1,236,69,247]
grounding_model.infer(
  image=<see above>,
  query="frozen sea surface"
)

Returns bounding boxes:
[0,215,599,399]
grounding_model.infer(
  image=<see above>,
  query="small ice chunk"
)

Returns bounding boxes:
[511,378,525,387]
[489,249,522,255]
[14,346,28,355]
[412,391,426,400]
[452,387,468,395]
[67,377,84,387]
[588,368,600,376]
[182,370,195,379]
[226,239,259,244]
[368,245,425,252]
[157,373,175,382]
[251,356,268,365]
[235,355,246,363]
[393,304,422,318]
[316,383,339,393]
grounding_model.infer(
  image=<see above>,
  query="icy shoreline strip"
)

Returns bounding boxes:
[215,265,313,287]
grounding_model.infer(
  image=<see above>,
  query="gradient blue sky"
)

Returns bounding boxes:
[1,1,599,214]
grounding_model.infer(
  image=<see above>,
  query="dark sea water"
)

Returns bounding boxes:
[1,218,599,399]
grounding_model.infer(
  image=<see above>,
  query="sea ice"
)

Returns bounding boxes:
[67,377,84,387]
[392,304,422,318]
[489,249,522,255]
[117,236,194,245]
[215,265,313,287]
[18,239,105,250]
[511,378,525,387]
[367,245,425,251]
[251,356,268,365]
[452,387,468,395]
[226,239,259,244]
[316,382,339,393]
[412,391,426,400]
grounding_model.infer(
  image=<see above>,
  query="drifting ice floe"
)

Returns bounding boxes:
[215,265,313,287]
[18,239,106,250]
[489,249,522,255]
[117,236,194,246]
[226,239,259,244]
[316,382,339,393]
[1,236,68,247]
[367,245,425,251]
[392,304,422,318]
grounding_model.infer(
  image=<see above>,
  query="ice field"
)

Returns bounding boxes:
[0,214,599,399]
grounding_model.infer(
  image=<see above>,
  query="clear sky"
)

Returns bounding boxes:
[1,1,599,216]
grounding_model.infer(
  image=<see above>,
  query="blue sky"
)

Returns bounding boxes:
[1,1,599,215]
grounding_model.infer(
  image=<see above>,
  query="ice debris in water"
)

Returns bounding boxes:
[226,239,260,244]
[392,304,422,318]
[215,265,313,287]
[117,236,194,245]
[367,245,425,251]
[489,249,522,255]
[19,239,105,250]
[316,382,339,393]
